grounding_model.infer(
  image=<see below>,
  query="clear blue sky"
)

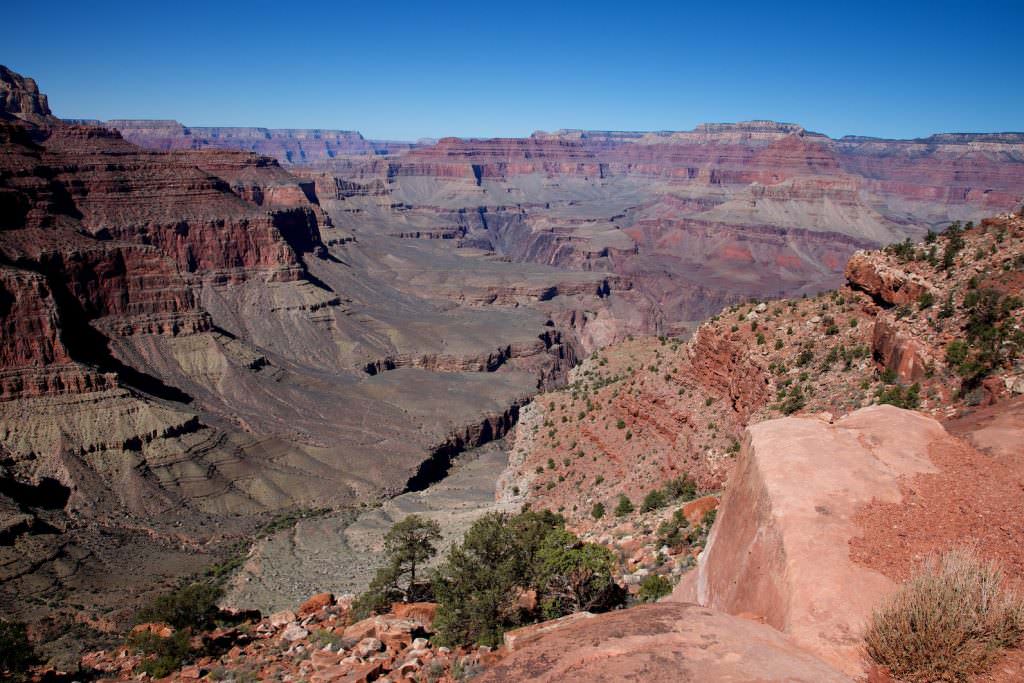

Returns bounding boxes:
[6,0,1023,140]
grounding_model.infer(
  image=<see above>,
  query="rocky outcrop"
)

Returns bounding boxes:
[674,406,947,676]
[478,603,851,682]
[0,65,55,125]
[687,323,772,421]
[845,250,932,306]
[872,315,930,382]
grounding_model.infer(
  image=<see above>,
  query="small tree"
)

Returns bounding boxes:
[384,515,442,600]
[591,502,605,520]
[355,514,441,617]
[432,513,531,647]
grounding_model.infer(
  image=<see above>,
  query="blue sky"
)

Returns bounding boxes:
[6,0,1023,140]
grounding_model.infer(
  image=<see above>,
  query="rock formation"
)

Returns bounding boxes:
[674,406,944,675]
[479,604,852,682]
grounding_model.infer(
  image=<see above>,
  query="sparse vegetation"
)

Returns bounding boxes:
[865,549,1024,682]
[614,494,634,517]
[640,488,667,513]
[130,629,192,679]
[136,581,223,631]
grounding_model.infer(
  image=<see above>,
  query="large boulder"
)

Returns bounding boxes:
[674,405,945,676]
[477,603,850,682]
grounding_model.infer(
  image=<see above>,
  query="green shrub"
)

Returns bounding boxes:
[779,385,806,415]
[664,474,698,502]
[130,629,192,679]
[0,620,36,680]
[614,494,634,517]
[640,489,667,513]
[656,508,689,549]
[432,510,622,648]
[136,582,222,631]
[591,502,605,519]
[944,290,1024,387]
[535,529,623,618]
[865,549,1024,682]
[637,574,673,603]
[877,382,921,410]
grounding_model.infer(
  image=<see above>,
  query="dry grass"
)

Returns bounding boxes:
[865,549,1024,682]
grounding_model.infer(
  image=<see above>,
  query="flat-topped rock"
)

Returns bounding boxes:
[477,603,850,682]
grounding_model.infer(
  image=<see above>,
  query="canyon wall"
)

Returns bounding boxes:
[173,119,1022,328]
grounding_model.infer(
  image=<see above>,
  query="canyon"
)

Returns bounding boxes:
[2,62,1024,680]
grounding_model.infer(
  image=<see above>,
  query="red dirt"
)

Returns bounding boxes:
[850,397,1024,681]
[850,417,1024,584]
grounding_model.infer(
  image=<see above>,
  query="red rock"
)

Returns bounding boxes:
[353,637,384,658]
[871,317,930,382]
[513,588,537,612]
[480,603,849,682]
[681,494,719,527]
[299,592,336,617]
[311,649,345,669]
[503,611,596,651]
[179,664,203,679]
[129,622,174,638]
[343,616,379,642]
[375,618,417,651]
[845,251,931,307]
[268,611,296,628]
[675,405,946,676]
[389,602,438,630]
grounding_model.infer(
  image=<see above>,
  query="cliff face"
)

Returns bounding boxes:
[113,118,1024,328]
[0,65,56,125]
[675,406,944,676]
